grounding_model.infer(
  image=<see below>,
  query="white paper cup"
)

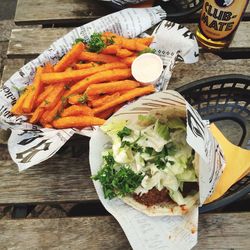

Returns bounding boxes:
[131,53,163,84]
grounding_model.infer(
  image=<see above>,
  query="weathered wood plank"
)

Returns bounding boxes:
[0,59,25,85]
[169,54,250,89]
[0,138,98,204]
[15,0,111,25]
[14,0,250,25]
[7,28,70,58]
[7,22,250,58]
[0,213,249,249]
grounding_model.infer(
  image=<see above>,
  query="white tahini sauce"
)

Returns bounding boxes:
[132,53,163,83]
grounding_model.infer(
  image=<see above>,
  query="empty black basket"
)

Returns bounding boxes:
[177,74,250,212]
[100,0,203,18]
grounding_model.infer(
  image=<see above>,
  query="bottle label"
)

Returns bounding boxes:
[200,0,248,40]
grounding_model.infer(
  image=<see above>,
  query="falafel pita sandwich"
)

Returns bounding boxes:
[93,104,199,216]
[89,90,225,249]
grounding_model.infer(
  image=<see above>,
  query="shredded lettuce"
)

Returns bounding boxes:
[154,119,170,140]
[169,190,186,205]
[167,117,186,130]
[138,114,156,126]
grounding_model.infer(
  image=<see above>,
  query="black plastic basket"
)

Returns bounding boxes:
[99,0,203,18]
[177,74,250,213]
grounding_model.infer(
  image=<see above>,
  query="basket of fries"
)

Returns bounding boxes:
[11,34,156,130]
[0,7,198,171]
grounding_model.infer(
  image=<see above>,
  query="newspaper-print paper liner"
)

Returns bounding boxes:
[89,90,225,250]
[101,0,148,7]
[0,7,198,171]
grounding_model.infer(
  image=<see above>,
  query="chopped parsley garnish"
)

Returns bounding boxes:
[138,48,156,56]
[61,96,67,105]
[92,153,143,199]
[117,127,132,139]
[44,99,50,105]
[145,147,154,155]
[87,33,106,53]
[106,36,115,46]
[54,112,61,120]
[78,94,87,104]
[74,38,85,45]
[64,84,71,90]
[145,143,177,170]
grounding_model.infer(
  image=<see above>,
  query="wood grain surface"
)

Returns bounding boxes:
[14,0,250,25]
[0,138,98,204]
[0,59,25,84]
[15,0,111,25]
[6,23,250,58]
[0,213,249,249]
[170,53,250,89]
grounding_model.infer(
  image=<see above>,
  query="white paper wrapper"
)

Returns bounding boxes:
[0,7,198,171]
[101,0,147,7]
[89,90,225,250]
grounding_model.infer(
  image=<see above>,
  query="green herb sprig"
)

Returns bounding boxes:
[92,154,143,199]
[87,33,106,53]
[138,48,156,56]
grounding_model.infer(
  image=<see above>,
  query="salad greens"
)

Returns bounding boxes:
[93,115,198,205]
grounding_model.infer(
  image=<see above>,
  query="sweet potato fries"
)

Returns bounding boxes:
[11,32,155,129]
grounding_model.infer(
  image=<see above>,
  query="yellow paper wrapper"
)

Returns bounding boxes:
[205,123,250,203]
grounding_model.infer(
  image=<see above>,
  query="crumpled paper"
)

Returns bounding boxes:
[0,6,198,171]
[89,90,225,250]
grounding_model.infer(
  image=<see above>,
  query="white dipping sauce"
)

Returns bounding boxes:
[132,53,163,83]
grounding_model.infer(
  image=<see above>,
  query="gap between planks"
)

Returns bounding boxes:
[6,22,250,58]
[0,213,249,249]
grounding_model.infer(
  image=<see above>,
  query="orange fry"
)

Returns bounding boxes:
[65,68,132,96]
[54,42,85,72]
[41,62,128,84]
[41,100,63,123]
[93,85,155,114]
[120,39,148,51]
[113,103,124,112]
[79,52,120,63]
[86,80,140,96]
[35,85,55,107]
[102,32,148,51]
[43,63,54,73]
[30,107,44,124]
[116,49,133,58]
[22,67,44,113]
[96,107,115,119]
[61,105,93,117]
[11,88,30,115]
[134,37,154,46]
[40,83,65,109]
[44,124,53,128]
[68,94,85,105]
[102,44,121,55]
[90,93,120,108]
[74,62,99,70]
[121,56,137,66]
[52,116,105,129]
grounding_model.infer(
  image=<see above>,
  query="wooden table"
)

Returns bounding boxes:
[0,1,249,249]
